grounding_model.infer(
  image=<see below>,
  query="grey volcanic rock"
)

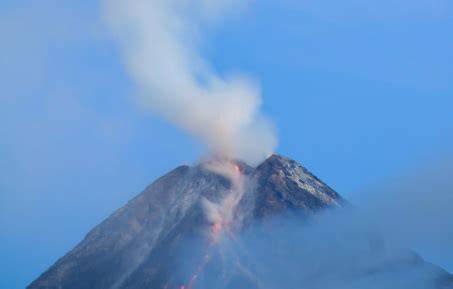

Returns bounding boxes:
[253,155,342,217]
[28,155,452,289]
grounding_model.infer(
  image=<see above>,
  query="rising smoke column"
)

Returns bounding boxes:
[103,0,277,165]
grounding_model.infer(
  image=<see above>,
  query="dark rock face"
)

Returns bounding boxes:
[28,155,452,289]
[253,155,342,217]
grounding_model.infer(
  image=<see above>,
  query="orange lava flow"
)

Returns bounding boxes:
[181,162,242,289]
[183,252,213,289]
[212,222,223,235]
[181,222,227,289]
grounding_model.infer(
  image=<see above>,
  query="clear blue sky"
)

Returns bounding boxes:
[1,1,452,288]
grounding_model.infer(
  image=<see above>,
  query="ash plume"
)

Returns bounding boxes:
[103,0,277,165]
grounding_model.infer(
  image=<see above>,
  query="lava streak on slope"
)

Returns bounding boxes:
[212,222,223,235]
[181,161,245,289]
[180,222,225,289]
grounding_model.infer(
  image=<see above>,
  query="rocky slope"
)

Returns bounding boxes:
[28,155,452,289]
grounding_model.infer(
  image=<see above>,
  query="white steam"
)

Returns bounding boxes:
[103,0,277,165]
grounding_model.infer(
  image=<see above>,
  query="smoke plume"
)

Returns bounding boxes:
[103,0,277,165]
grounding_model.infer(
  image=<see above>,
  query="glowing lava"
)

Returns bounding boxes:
[181,161,244,289]
[212,222,223,235]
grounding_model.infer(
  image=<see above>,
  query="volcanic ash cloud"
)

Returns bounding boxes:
[103,0,278,165]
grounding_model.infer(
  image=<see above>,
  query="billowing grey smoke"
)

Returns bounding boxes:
[103,0,277,165]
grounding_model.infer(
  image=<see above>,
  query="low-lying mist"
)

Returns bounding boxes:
[355,157,453,271]
[173,158,453,289]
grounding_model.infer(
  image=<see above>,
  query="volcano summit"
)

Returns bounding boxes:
[28,155,453,289]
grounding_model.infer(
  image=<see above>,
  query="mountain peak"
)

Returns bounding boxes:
[262,153,293,164]
[27,155,451,289]
[28,155,343,289]
[28,154,451,289]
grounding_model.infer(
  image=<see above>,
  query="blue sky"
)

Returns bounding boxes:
[0,0,452,288]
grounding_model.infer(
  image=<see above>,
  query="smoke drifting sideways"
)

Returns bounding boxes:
[355,157,453,270]
[173,212,452,289]
[103,0,277,166]
[173,159,453,289]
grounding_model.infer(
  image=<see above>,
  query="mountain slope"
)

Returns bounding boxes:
[28,155,452,289]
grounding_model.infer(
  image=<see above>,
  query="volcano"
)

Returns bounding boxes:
[28,155,453,289]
